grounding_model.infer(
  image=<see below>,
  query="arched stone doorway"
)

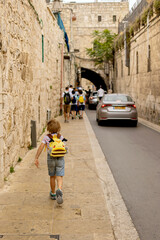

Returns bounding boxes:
[79,67,107,91]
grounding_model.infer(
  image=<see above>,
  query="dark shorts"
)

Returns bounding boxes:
[78,104,85,111]
[71,105,77,111]
[47,154,65,176]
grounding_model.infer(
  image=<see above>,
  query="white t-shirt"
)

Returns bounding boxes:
[69,88,73,94]
[97,88,104,97]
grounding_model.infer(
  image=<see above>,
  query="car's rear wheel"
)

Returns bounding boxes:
[132,120,138,127]
[88,104,91,109]
[98,119,102,126]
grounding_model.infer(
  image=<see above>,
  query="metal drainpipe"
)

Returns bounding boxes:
[0,66,4,187]
[60,43,64,115]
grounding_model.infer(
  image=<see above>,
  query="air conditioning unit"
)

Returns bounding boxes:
[47,109,51,122]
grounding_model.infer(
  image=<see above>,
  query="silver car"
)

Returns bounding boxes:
[88,91,98,109]
[96,94,138,127]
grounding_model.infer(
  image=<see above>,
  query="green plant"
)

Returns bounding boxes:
[129,26,134,37]
[50,85,52,90]
[154,0,160,16]
[41,127,46,135]
[118,33,124,50]
[28,145,33,150]
[10,166,15,173]
[4,177,8,181]
[134,17,141,31]
[149,3,154,19]
[141,9,148,26]
[17,157,22,163]
[86,29,116,67]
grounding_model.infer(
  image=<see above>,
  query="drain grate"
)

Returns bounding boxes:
[50,235,60,240]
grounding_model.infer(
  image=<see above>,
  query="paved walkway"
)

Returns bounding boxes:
[0,114,142,240]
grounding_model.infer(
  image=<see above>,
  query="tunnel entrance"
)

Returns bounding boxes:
[79,67,107,91]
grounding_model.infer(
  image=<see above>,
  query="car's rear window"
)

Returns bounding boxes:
[92,92,97,96]
[104,95,133,102]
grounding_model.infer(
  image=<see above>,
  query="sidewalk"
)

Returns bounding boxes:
[0,114,140,240]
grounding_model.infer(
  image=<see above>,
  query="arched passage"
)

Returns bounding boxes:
[80,67,107,90]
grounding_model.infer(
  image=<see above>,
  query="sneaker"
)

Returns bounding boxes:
[50,191,56,200]
[56,189,63,204]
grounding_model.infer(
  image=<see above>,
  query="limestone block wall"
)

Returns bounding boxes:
[114,16,160,125]
[62,2,129,59]
[0,0,64,185]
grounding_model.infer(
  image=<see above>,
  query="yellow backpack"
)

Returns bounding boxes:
[48,134,66,157]
[79,95,84,104]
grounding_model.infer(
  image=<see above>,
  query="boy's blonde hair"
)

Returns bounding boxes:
[47,119,61,133]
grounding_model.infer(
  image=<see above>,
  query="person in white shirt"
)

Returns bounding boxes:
[97,85,104,101]
[69,85,73,94]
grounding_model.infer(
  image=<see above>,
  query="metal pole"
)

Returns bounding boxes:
[60,43,64,115]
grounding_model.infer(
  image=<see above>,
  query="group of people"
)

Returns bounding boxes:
[62,85,86,123]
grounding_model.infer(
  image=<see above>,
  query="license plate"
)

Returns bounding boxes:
[114,106,126,109]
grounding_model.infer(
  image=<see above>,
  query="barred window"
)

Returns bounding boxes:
[116,62,118,78]
[147,45,151,72]
[98,16,102,22]
[136,52,138,74]
[113,15,116,22]
[121,60,123,77]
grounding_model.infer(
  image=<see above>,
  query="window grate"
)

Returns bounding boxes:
[50,235,60,240]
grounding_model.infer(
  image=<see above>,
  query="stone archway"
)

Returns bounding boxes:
[80,67,107,91]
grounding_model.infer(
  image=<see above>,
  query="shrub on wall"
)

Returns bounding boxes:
[154,0,160,16]
[129,26,134,37]
[134,17,141,32]
[141,9,148,26]
[149,3,154,19]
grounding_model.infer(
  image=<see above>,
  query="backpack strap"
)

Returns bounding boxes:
[47,133,61,140]
[57,133,61,139]
[47,134,54,143]
[47,134,53,139]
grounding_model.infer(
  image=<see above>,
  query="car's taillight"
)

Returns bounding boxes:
[128,104,136,108]
[101,104,112,108]
[90,97,93,100]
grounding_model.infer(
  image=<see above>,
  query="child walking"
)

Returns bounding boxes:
[35,119,66,204]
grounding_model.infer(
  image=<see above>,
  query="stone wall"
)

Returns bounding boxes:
[114,16,160,125]
[0,0,64,186]
[62,2,129,57]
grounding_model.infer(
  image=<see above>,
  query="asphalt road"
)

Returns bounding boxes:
[86,109,160,240]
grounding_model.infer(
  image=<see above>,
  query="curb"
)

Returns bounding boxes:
[84,113,140,240]
[138,117,160,133]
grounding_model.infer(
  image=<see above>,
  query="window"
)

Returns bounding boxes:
[116,62,118,78]
[42,35,44,63]
[128,61,130,76]
[113,15,116,22]
[98,16,102,22]
[104,95,133,102]
[147,45,151,72]
[121,60,123,77]
[136,51,138,74]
